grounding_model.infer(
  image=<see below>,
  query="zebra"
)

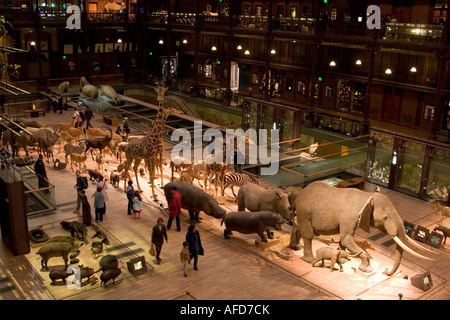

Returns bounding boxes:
[222,172,259,197]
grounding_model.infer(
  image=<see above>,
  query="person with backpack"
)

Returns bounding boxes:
[126,180,134,215]
[74,170,88,214]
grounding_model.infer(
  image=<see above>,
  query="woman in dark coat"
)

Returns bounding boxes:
[185,224,203,271]
[151,218,168,264]
[34,154,49,193]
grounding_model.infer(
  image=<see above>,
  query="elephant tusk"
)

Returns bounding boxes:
[392,236,434,261]
[405,234,437,254]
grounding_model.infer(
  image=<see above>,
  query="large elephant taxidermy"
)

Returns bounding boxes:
[290,181,435,275]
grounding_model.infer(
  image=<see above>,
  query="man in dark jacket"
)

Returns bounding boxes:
[34,154,49,194]
[84,106,94,129]
[151,218,168,264]
[74,170,88,213]
[186,224,203,271]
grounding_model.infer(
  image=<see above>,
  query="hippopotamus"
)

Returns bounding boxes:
[311,247,351,272]
[163,181,226,224]
[100,268,121,287]
[82,84,99,99]
[236,183,293,223]
[36,240,85,269]
[221,211,284,242]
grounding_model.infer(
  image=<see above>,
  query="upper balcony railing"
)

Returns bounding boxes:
[381,22,444,45]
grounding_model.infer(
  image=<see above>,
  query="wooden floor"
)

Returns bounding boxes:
[1,106,450,301]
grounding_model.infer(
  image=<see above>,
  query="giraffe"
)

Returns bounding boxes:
[122,103,178,199]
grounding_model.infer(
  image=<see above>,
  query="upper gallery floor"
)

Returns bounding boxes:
[1,0,449,48]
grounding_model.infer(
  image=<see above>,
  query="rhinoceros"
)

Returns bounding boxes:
[221,211,284,242]
[163,181,226,224]
[37,240,84,269]
[236,183,292,222]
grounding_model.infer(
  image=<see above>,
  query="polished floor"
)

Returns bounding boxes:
[1,101,450,301]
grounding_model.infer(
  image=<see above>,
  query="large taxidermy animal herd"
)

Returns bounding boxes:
[2,76,447,288]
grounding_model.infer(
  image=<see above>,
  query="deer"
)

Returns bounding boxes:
[84,127,114,161]
[434,223,450,245]
[70,152,87,172]
[57,119,76,132]
[429,198,450,223]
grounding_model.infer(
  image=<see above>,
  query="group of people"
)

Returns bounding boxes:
[74,170,109,223]
[115,118,131,142]
[72,106,94,129]
[149,186,203,276]
[71,170,203,277]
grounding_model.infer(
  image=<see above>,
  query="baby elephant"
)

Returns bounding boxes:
[311,247,350,272]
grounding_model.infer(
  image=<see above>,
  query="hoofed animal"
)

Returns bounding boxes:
[49,269,70,285]
[69,152,87,171]
[36,240,84,269]
[110,171,120,188]
[63,143,84,163]
[429,199,450,223]
[100,268,121,287]
[163,181,226,224]
[60,221,87,241]
[222,172,259,197]
[179,161,206,187]
[221,211,284,242]
[434,223,450,245]
[236,183,292,222]
[84,127,113,161]
[311,247,351,272]
[88,169,103,181]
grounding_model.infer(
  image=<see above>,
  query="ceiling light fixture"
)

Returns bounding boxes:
[385,68,392,74]
[356,59,362,65]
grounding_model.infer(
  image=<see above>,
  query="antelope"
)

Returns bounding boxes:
[57,119,76,132]
[69,152,87,171]
[429,198,450,223]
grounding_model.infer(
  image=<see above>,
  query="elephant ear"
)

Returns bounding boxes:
[358,196,374,233]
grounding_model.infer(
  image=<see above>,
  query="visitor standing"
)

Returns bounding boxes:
[186,224,204,271]
[167,186,182,231]
[180,241,190,277]
[151,218,168,264]
[84,106,94,129]
[95,176,108,213]
[73,170,88,213]
[132,190,142,219]
[94,186,105,222]
[123,118,130,142]
[34,154,49,194]
[58,96,63,114]
[233,145,243,174]
[79,190,92,226]
[126,180,134,215]
[72,108,81,127]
